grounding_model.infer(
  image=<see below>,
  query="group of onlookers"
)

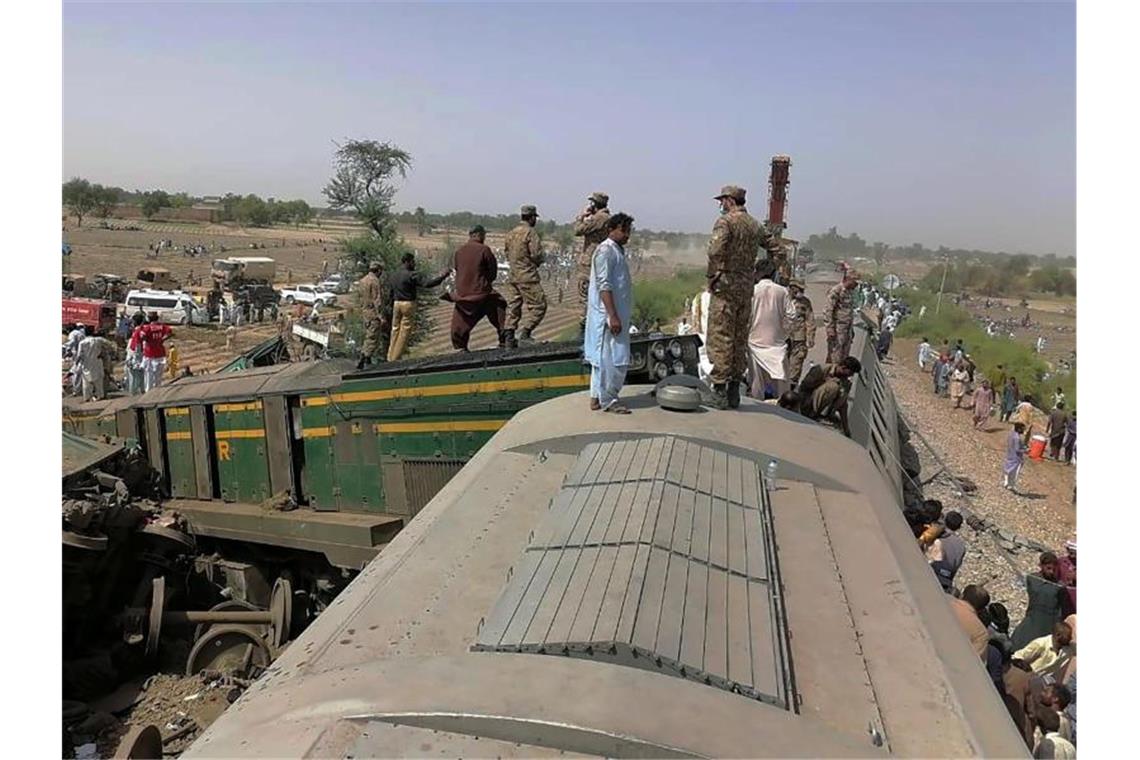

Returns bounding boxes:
[906,498,1078,756]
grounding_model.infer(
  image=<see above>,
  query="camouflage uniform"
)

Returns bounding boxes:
[356,270,391,361]
[785,281,814,384]
[573,198,611,332]
[705,187,782,387]
[503,207,547,335]
[823,281,855,363]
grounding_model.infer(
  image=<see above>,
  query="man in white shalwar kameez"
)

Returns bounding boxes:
[746,259,789,399]
[75,328,106,402]
[690,288,713,382]
[584,213,635,414]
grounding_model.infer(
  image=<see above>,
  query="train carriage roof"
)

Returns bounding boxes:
[186,388,1027,759]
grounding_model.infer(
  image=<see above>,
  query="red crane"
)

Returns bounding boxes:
[766,154,791,233]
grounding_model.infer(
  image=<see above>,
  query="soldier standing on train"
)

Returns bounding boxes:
[785,278,815,384]
[573,192,611,338]
[824,272,858,363]
[355,261,391,370]
[704,185,782,410]
[502,204,547,348]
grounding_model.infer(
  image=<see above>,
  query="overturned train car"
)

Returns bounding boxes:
[64,338,703,577]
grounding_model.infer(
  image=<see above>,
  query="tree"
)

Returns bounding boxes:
[323,139,412,239]
[413,206,428,236]
[140,190,170,219]
[236,194,271,227]
[93,185,119,220]
[169,192,193,208]
[288,199,313,226]
[62,178,97,227]
[872,241,889,268]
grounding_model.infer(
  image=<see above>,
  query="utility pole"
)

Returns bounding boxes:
[935,256,949,314]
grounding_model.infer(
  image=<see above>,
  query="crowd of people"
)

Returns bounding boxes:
[903,495,1078,756]
[914,333,1076,494]
[64,310,183,401]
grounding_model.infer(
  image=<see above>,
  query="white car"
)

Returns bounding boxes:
[123,289,210,325]
[279,284,337,306]
[317,275,350,294]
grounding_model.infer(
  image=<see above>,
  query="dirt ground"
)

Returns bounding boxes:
[889,336,1076,548]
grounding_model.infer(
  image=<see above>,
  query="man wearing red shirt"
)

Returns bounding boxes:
[137,312,173,392]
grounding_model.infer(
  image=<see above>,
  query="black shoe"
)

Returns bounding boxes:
[356,356,372,370]
[503,329,518,350]
[709,384,729,410]
[727,381,741,409]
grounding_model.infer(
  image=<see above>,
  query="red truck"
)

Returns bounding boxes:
[62,297,118,335]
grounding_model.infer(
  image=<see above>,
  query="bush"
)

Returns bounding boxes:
[631,268,705,330]
[338,234,434,353]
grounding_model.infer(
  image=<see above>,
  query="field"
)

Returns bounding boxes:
[62,216,686,374]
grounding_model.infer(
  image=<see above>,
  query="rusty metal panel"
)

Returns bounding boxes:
[380,460,409,516]
[473,435,793,709]
[261,395,294,498]
[143,408,166,486]
[115,408,140,442]
[190,405,213,499]
[402,459,465,517]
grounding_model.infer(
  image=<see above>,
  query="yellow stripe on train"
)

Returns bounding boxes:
[300,374,590,408]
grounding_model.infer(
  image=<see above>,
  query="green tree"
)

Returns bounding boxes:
[289,199,313,226]
[872,241,888,267]
[322,139,412,239]
[62,178,97,227]
[93,184,119,220]
[169,192,193,208]
[413,206,428,236]
[236,194,271,226]
[140,190,170,219]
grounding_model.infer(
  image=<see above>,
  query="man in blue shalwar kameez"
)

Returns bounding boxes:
[584,213,635,414]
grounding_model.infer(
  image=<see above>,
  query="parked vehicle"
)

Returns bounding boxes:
[62,297,117,335]
[123,289,210,325]
[292,321,346,361]
[317,274,350,294]
[280,284,337,306]
[211,256,277,287]
[137,267,180,291]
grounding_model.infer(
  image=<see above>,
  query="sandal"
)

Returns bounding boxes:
[604,404,631,415]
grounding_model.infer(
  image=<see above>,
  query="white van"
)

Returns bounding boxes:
[124,289,210,325]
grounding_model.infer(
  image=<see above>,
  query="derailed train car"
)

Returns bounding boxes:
[183,325,1028,758]
[63,337,703,580]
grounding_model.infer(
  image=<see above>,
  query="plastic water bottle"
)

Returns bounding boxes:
[765,459,778,492]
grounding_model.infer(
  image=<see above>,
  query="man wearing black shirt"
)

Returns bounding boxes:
[387,252,451,361]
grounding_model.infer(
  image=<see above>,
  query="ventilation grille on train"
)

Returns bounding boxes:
[472,436,795,709]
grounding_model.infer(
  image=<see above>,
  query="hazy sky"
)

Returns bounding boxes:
[63,1,1075,255]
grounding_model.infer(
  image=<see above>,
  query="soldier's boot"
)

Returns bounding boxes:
[709,384,729,410]
[503,329,518,350]
[727,381,742,409]
[355,355,372,371]
[496,330,508,350]
[517,328,534,345]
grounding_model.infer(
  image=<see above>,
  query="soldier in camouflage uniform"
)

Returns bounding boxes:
[705,185,783,409]
[503,204,547,347]
[355,261,391,369]
[785,278,814,384]
[823,272,858,364]
[573,192,611,337]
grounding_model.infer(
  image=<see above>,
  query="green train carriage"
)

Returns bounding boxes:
[63,338,702,574]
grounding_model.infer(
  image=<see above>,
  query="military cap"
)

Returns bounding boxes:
[788,278,805,290]
[520,204,539,216]
[588,191,609,206]
[714,185,747,202]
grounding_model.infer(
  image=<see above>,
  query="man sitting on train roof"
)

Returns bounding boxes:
[792,356,862,437]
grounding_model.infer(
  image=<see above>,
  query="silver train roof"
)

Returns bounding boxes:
[185,388,1027,759]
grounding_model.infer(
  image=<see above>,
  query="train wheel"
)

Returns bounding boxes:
[192,599,267,643]
[185,625,272,677]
